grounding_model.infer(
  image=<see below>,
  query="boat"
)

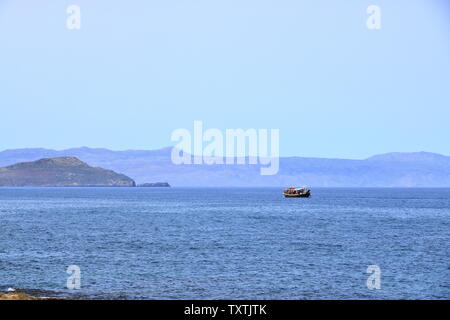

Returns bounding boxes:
[283,187,311,198]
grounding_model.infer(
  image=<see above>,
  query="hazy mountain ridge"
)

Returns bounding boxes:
[0,148,449,187]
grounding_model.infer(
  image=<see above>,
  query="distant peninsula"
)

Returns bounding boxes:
[0,157,136,187]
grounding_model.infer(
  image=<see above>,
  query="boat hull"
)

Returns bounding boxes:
[283,192,311,198]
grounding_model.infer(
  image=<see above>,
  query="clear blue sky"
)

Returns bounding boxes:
[0,0,449,158]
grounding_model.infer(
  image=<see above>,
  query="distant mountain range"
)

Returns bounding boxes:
[0,147,449,187]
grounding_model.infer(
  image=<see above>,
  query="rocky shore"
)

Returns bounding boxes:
[0,292,49,300]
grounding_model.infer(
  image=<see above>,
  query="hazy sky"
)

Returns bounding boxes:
[0,0,449,158]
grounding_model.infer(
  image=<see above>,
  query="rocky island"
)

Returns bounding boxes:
[138,182,170,187]
[0,157,136,187]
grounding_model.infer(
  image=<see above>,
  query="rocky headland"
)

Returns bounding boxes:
[0,157,136,187]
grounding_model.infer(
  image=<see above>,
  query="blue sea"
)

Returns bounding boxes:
[0,188,448,300]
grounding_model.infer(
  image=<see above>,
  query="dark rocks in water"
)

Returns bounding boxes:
[0,157,136,187]
[138,182,170,187]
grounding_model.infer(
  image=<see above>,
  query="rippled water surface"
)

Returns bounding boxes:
[0,188,448,299]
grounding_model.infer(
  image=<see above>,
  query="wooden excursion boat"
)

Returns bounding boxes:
[283,187,311,198]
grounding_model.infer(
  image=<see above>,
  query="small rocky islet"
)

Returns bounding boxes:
[137,182,170,187]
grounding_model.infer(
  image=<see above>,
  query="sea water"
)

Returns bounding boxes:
[0,187,448,299]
